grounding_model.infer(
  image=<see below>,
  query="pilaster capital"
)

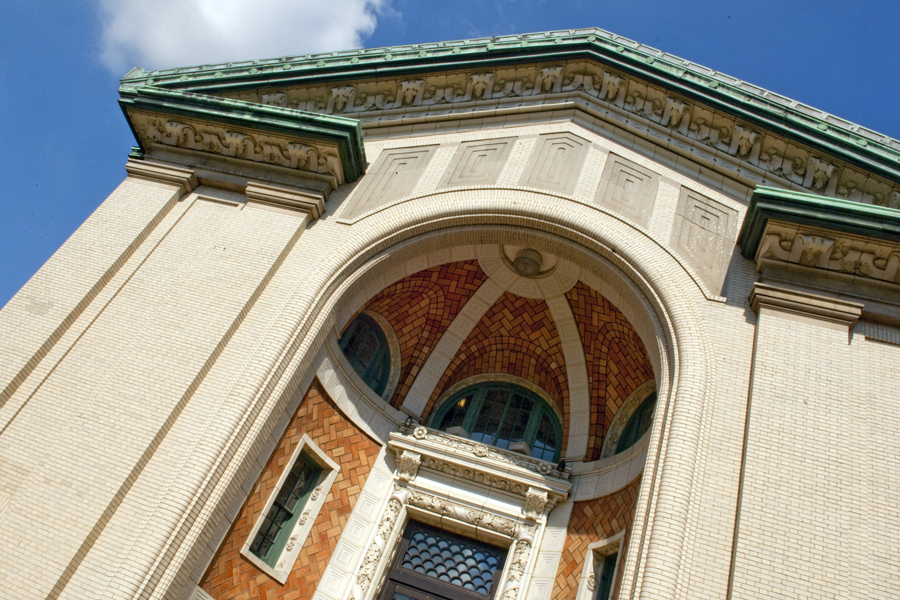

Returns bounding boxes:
[125,159,198,195]
[750,282,863,329]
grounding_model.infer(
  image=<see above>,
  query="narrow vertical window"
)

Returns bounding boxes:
[340,312,392,395]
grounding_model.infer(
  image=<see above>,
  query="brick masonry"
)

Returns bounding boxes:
[362,260,486,408]
[566,282,655,461]
[554,476,643,600]
[200,380,381,600]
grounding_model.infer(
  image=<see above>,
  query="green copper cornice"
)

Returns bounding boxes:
[739,186,900,259]
[118,28,900,183]
[119,85,366,182]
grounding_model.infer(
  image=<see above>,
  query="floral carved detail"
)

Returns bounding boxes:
[397,450,422,482]
[285,535,299,551]
[310,485,323,501]
[499,532,535,600]
[523,488,549,521]
[412,426,428,440]
[297,510,311,526]
[473,444,489,458]
[466,510,518,537]
[351,495,405,600]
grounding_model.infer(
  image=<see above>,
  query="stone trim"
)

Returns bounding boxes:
[600,380,656,458]
[124,159,198,195]
[750,282,863,329]
[245,181,326,218]
[389,424,571,506]
[575,530,626,600]
[240,433,341,584]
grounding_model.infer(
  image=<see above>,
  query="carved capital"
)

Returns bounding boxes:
[750,283,862,329]
[244,181,326,219]
[523,487,549,521]
[397,450,422,482]
[125,159,198,196]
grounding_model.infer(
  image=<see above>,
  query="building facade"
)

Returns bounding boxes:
[1,28,899,600]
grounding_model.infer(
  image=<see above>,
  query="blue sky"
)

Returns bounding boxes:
[2,0,899,308]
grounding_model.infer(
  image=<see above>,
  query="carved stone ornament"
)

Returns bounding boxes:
[523,488,549,521]
[397,450,422,483]
[408,490,519,537]
[350,490,407,600]
[473,444,489,458]
[499,529,536,600]
[129,111,342,183]
[757,223,900,285]
[285,535,299,551]
[587,573,597,592]
[297,510,311,526]
[412,426,428,440]
[310,485,323,501]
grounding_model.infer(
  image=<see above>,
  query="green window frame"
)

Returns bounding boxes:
[339,312,392,396]
[616,393,657,454]
[430,382,563,462]
[249,452,322,567]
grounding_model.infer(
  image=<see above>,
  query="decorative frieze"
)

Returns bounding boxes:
[756,223,900,285]
[128,111,344,185]
[218,60,900,204]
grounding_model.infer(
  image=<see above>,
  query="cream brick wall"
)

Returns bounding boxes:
[0,114,896,600]
[732,309,900,600]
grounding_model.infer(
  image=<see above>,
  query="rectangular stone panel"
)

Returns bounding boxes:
[518,132,590,195]
[438,137,516,188]
[594,153,660,228]
[344,146,437,218]
[670,187,739,292]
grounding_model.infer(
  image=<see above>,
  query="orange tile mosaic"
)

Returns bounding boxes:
[362,260,486,408]
[200,380,381,600]
[554,476,643,600]
[425,292,569,450]
[565,282,655,461]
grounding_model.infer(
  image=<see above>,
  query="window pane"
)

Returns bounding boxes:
[532,412,558,462]
[439,395,472,430]
[470,389,508,444]
[340,313,391,396]
[495,394,533,449]
[617,393,657,453]
[250,456,319,563]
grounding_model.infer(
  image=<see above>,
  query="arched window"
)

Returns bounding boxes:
[616,393,657,453]
[339,313,392,396]
[431,382,563,462]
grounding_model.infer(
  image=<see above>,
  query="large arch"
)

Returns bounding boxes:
[121,187,716,600]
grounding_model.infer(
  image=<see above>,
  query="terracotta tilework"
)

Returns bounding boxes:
[362,260,486,407]
[425,292,569,449]
[554,476,643,600]
[566,282,654,461]
[200,380,381,600]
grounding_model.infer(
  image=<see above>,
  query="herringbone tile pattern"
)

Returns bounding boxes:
[566,283,654,461]
[200,380,381,600]
[426,292,569,447]
[363,260,486,407]
[554,476,642,599]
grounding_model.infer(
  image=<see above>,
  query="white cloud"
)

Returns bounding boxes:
[97,0,391,73]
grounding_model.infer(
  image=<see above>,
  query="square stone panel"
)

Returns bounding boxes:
[519,132,591,195]
[594,153,660,228]
[438,137,517,188]
[670,187,739,293]
[344,146,437,218]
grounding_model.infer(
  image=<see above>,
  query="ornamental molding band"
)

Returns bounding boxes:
[121,30,900,207]
[128,111,345,189]
[738,186,900,295]
[389,424,571,506]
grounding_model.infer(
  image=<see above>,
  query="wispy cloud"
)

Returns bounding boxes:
[97,0,391,73]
